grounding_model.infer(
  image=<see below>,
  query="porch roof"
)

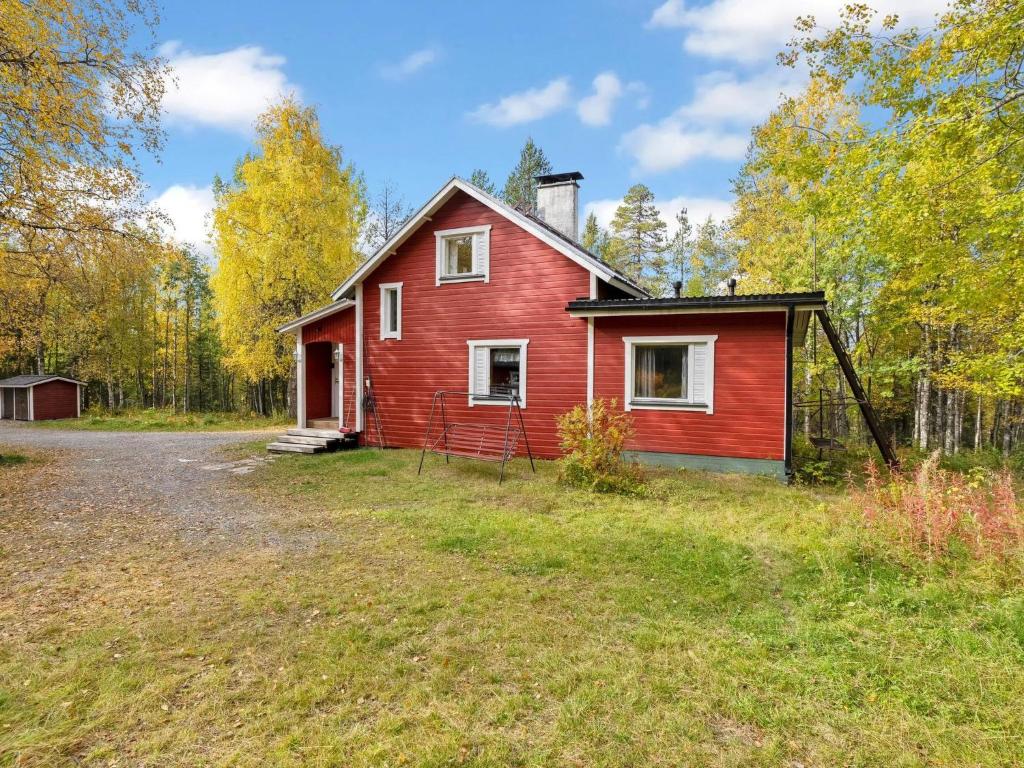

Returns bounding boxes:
[276,299,355,334]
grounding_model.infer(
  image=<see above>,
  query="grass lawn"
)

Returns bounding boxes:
[2,447,1023,766]
[26,408,289,432]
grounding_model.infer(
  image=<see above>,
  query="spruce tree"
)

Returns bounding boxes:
[606,184,667,293]
[501,137,552,212]
[662,208,694,295]
[691,217,738,295]
[580,212,601,252]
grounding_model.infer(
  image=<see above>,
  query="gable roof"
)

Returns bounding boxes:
[0,374,84,388]
[331,176,648,301]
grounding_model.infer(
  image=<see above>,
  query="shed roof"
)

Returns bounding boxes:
[0,374,84,388]
[566,291,826,315]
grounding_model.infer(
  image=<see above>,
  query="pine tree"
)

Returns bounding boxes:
[468,168,496,195]
[606,184,667,293]
[501,137,552,212]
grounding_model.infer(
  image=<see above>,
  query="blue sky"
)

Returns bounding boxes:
[142,0,947,256]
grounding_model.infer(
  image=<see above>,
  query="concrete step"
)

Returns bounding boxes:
[267,442,322,454]
[287,428,344,440]
[277,434,334,447]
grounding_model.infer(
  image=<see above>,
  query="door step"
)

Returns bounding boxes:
[276,434,336,447]
[268,428,359,454]
[267,442,323,454]
[288,428,345,439]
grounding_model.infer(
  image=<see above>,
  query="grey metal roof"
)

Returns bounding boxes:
[0,374,83,387]
[566,291,826,313]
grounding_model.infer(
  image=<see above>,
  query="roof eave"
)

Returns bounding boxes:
[276,299,355,334]
[565,294,826,317]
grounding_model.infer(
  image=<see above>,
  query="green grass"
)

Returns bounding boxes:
[0,452,28,467]
[27,408,289,432]
[2,448,1023,766]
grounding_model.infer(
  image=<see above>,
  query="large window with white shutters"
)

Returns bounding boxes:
[435,225,491,284]
[467,339,528,407]
[623,335,716,414]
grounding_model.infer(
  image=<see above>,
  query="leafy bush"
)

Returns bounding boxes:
[556,398,645,495]
[853,451,1023,561]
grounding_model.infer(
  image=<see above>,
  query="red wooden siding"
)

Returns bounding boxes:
[304,308,355,344]
[593,312,787,460]
[31,380,79,420]
[360,190,591,458]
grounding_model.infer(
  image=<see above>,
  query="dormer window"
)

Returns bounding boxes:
[435,225,490,284]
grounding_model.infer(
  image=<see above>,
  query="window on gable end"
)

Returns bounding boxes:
[380,282,402,340]
[435,225,491,284]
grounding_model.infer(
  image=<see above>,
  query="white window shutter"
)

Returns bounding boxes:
[691,344,708,404]
[472,346,489,397]
[475,229,490,281]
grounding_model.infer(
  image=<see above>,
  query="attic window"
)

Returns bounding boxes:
[445,236,474,275]
[435,225,491,284]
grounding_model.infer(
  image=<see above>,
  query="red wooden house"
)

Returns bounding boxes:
[277,173,827,481]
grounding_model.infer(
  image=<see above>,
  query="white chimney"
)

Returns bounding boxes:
[535,172,582,241]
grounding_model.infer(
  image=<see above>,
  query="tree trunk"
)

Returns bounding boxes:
[974,397,983,451]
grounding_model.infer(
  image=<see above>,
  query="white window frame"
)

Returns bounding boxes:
[435,225,491,284]
[379,282,402,340]
[623,335,716,414]
[467,339,528,408]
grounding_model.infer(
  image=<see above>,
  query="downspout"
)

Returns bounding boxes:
[784,305,795,482]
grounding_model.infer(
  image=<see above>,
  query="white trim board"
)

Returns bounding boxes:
[296,327,306,428]
[355,283,364,432]
[568,304,825,318]
[330,177,646,301]
[623,335,717,414]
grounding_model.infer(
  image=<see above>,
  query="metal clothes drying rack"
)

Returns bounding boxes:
[417,390,535,483]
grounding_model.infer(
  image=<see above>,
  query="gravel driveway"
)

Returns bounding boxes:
[0,423,291,557]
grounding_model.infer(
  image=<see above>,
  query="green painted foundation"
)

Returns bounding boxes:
[623,451,788,482]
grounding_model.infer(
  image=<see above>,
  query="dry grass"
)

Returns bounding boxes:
[2,446,1024,766]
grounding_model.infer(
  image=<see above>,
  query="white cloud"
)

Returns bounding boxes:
[586,195,733,238]
[647,0,948,63]
[577,72,624,127]
[380,47,440,80]
[469,77,571,127]
[620,121,747,174]
[618,69,802,173]
[159,41,300,133]
[678,69,805,124]
[150,184,215,256]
